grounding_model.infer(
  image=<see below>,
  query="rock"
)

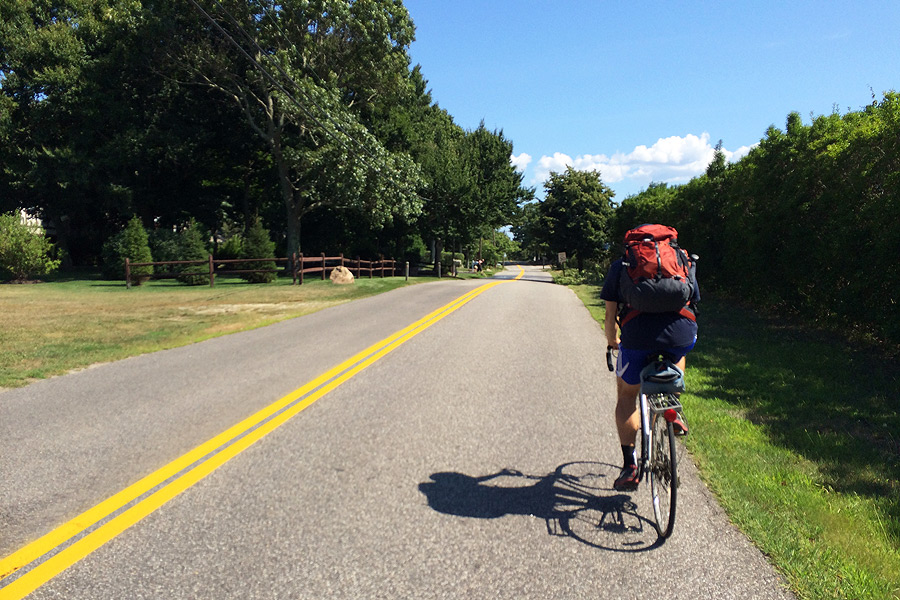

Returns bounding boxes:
[330,265,355,284]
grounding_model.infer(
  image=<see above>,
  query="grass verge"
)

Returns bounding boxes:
[565,282,900,600]
[0,275,436,390]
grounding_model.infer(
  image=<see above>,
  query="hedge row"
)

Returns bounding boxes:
[615,92,900,345]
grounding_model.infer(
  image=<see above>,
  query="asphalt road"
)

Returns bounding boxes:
[0,265,795,599]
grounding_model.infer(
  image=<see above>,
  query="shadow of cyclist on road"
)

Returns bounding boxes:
[418,461,661,552]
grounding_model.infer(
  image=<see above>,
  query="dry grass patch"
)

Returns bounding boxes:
[0,275,426,389]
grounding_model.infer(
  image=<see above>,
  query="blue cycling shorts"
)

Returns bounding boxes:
[616,339,696,386]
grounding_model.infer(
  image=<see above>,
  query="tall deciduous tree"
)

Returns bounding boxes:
[174,0,424,254]
[540,167,615,270]
[0,0,260,264]
[460,124,528,249]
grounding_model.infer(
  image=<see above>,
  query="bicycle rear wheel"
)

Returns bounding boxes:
[649,412,678,538]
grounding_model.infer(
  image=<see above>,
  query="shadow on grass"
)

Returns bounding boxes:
[690,297,900,542]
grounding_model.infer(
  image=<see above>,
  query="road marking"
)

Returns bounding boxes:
[0,267,524,599]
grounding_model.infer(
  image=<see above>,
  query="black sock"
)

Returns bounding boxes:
[621,445,636,467]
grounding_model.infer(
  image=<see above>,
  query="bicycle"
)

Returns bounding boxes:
[606,346,687,538]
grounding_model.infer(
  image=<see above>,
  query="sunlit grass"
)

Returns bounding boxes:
[564,279,900,600]
[0,275,434,389]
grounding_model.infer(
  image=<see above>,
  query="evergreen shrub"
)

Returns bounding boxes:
[240,218,277,283]
[102,217,153,284]
[174,220,210,285]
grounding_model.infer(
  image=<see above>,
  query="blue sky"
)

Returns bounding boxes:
[402,1,900,201]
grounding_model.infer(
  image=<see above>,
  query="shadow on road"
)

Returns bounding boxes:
[419,461,664,552]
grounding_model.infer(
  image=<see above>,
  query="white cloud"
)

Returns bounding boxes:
[530,133,757,194]
[510,152,532,172]
[727,144,756,162]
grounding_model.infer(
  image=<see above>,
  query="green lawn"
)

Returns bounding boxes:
[566,282,900,600]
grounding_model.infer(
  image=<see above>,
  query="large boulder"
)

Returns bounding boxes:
[330,265,355,284]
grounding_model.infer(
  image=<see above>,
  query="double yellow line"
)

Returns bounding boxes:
[0,268,523,599]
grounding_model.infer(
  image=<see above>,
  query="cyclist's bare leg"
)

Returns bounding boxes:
[614,378,641,446]
[614,377,642,489]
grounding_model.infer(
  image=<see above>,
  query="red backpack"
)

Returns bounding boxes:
[618,224,696,325]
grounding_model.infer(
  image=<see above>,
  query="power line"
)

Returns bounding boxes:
[215,0,387,162]
[185,0,364,159]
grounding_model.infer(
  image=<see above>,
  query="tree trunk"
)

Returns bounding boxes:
[433,238,443,276]
[273,143,302,255]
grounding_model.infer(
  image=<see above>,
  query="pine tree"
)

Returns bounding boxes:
[240,218,277,283]
[175,220,210,285]
[102,217,153,284]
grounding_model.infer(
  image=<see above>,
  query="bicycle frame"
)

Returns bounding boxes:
[638,390,653,480]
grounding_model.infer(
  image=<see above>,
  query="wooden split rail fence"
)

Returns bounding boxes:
[125,253,398,288]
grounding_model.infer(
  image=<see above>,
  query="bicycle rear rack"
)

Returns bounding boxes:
[647,392,683,414]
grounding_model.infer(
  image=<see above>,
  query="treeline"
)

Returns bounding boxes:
[613,92,900,344]
[0,0,530,272]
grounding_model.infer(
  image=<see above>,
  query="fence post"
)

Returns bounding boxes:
[340,253,344,268]
[292,253,298,285]
[321,253,326,280]
[208,255,215,287]
[355,257,360,278]
[405,261,409,281]
[299,253,304,285]
[125,258,131,289]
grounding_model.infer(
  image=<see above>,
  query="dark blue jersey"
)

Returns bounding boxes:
[599,259,699,350]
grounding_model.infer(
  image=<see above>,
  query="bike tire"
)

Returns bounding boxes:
[649,415,678,538]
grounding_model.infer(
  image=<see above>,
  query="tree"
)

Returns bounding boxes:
[175,221,211,285]
[0,212,61,281]
[539,167,616,270]
[240,217,277,283]
[613,182,680,242]
[0,0,260,266]
[511,201,548,262]
[404,103,468,271]
[174,0,424,255]
[148,221,210,285]
[101,217,153,284]
[460,124,529,256]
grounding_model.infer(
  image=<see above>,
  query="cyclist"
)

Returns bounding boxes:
[600,235,699,491]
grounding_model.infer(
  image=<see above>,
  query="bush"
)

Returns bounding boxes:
[148,222,211,285]
[174,220,210,285]
[101,217,153,284]
[0,212,61,281]
[240,218,277,283]
[216,235,243,261]
[400,234,428,265]
[552,259,608,286]
[553,269,587,286]
[440,251,464,275]
[147,228,178,261]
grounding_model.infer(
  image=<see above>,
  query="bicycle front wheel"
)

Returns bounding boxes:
[649,413,678,538]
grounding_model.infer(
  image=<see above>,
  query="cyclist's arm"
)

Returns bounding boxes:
[604,300,620,348]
